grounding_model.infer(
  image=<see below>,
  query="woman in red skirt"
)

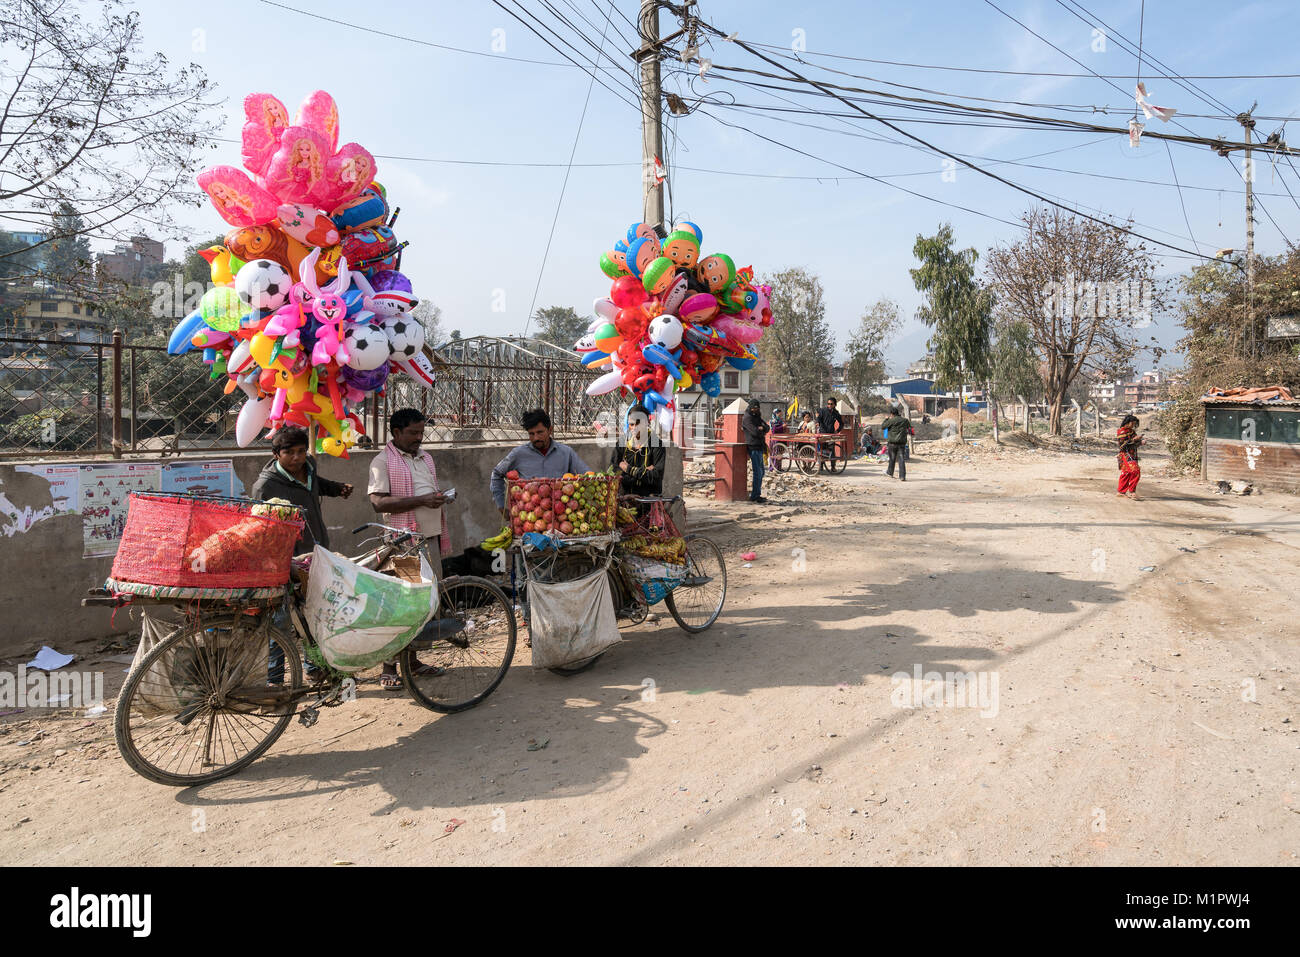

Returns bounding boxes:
[1116,414,1143,498]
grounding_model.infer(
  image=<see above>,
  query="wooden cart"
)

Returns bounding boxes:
[768,431,851,474]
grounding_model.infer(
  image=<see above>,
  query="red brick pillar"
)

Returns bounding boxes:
[714,399,750,502]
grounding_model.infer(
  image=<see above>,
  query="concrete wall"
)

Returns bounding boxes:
[0,440,682,656]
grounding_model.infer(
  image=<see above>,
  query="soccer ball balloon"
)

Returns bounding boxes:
[343,323,391,370]
[235,259,292,311]
[383,316,424,358]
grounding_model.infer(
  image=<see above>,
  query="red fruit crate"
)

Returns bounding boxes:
[506,474,618,539]
[110,492,305,589]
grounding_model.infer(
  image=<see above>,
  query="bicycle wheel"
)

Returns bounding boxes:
[770,442,789,472]
[114,612,300,787]
[401,575,517,713]
[665,535,727,633]
[796,444,818,474]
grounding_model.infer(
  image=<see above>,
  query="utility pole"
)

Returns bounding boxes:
[1239,110,1257,358]
[637,0,665,232]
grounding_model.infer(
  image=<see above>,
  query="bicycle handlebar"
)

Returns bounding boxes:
[352,521,428,540]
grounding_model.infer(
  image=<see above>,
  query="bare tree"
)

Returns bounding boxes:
[0,0,218,287]
[985,207,1163,435]
[758,266,835,410]
[411,300,443,345]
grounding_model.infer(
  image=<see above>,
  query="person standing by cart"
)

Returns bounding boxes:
[743,399,770,504]
[816,397,845,472]
[613,402,666,504]
[368,407,454,689]
[490,408,591,517]
[252,425,353,685]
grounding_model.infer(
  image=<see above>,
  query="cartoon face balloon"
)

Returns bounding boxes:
[696,253,735,294]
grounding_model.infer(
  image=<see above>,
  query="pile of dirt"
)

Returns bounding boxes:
[938,407,988,424]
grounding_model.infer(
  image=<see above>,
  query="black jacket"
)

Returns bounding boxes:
[612,443,666,497]
[250,458,347,553]
[816,407,844,434]
[742,411,769,450]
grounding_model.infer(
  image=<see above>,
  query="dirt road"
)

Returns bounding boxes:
[3,443,1297,865]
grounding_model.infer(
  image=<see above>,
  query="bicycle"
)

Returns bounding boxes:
[510,495,727,676]
[89,522,515,787]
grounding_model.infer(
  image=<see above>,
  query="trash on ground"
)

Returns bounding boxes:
[28,646,75,671]
[526,738,549,751]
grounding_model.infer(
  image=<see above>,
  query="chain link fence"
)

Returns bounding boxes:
[1,334,618,459]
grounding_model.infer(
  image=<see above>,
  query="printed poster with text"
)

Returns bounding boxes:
[161,461,234,498]
[79,463,161,558]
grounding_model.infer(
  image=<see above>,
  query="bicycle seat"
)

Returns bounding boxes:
[410,615,467,650]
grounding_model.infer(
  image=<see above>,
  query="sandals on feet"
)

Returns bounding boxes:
[379,672,402,690]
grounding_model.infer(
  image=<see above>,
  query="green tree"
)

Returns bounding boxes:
[758,266,836,409]
[991,320,1042,434]
[44,203,93,288]
[531,305,589,350]
[1163,249,1300,471]
[844,297,902,413]
[910,224,994,441]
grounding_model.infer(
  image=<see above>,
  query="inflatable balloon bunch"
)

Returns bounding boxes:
[165,90,437,457]
[575,220,773,433]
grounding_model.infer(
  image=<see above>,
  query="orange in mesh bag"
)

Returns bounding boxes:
[112,492,304,589]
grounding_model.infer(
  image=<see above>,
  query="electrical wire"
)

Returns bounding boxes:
[682,10,1220,261]
[739,38,1300,81]
[257,0,623,70]
[521,0,616,338]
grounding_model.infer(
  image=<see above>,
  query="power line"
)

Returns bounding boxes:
[678,9,1219,261]
[739,38,1300,81]
[521,0,616,338]
[257,0,621,70]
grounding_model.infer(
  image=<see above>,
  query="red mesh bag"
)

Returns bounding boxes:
[110,492,306,589]
[505,473,618,539]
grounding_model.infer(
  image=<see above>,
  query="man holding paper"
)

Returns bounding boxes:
[368,407,454,690]
[368,407,454,565]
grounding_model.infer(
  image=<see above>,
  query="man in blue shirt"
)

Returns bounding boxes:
[491,408,591,518]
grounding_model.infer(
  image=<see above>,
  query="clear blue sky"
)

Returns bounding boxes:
[129,0,1299,374]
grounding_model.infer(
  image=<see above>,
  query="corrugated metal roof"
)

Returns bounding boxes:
[1201,386,1300,407]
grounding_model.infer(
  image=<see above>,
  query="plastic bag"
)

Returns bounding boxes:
[528,568,621,669]
[303,545,438,673]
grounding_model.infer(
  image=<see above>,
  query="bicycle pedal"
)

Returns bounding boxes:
[298,707,319,728]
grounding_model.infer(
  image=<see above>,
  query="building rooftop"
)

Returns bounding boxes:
[1201,386,1300,407]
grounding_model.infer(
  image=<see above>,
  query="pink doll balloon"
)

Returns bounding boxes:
[265,127,329,204]
[295,90,340,153]
[197,166,280,228]
[240,93,290,177]
[314,144,376,210]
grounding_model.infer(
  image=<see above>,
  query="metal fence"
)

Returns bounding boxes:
[0,333,617,459]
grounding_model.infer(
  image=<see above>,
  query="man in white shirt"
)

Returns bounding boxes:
[367,407,451,689]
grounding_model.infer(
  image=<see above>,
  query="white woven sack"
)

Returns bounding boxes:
[529,568,622,669]
[303,545,438,673]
